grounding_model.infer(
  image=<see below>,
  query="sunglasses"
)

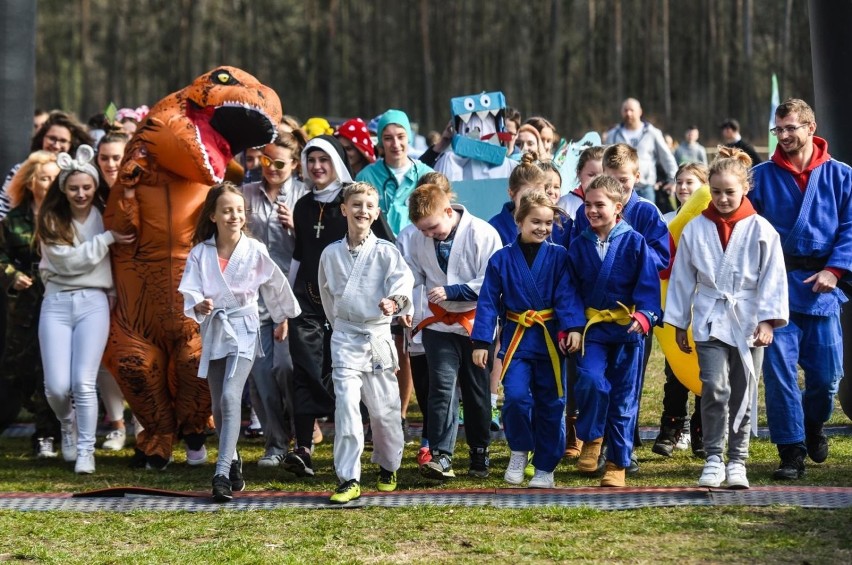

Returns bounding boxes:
[259,155,292,170]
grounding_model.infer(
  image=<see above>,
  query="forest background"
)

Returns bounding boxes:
[36,0,813,147]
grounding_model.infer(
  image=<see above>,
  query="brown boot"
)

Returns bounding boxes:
[564,415,583,459]
[577,437,603,474]
[600,461,626,487]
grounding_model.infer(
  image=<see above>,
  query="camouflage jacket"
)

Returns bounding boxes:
[0,204,41,295]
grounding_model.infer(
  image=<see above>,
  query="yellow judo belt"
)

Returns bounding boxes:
[582,302,636,356]
[501,309,563,397]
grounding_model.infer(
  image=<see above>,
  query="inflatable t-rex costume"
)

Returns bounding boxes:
[104,67,282,467]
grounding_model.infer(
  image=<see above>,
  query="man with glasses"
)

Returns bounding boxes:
[750,98,852,480]
[719,118,762,166]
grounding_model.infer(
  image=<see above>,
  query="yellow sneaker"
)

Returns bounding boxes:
[329,479,361,504]
[377,467,397,492]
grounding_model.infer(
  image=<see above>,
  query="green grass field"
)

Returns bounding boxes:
[1,343,851,563]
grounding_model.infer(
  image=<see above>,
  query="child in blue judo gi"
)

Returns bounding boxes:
[472,191,585,488]
[567,175,661,487]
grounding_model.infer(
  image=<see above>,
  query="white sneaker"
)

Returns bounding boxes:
[61,424,77,462]
[36,437,58,459]
[75,451,95,474]
[504,451,528,485]
[698,455,725,487]
[674,431,691,451]
[528,469,555,489]
[131,414,144,440]
[186,445,208,466]
[725,460,750,489]
[102,429,127,451]
[258,453,285,468]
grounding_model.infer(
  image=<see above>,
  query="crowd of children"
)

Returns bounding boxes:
[4,98,849,503]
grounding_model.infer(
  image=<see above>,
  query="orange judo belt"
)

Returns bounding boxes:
[501,308,563,398]
[411,301,476,336]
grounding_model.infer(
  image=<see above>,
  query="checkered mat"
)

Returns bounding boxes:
[1,486,850,511]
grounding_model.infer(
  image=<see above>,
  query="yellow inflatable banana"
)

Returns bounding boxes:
[654,185,711,396]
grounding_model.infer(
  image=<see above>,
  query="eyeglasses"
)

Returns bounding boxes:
[45,135,71,145]
[259,155,291,170]
[769,123,810,136]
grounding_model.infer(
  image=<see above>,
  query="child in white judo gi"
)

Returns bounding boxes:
[179,182,300,502]
[318,182,414,504]
[665,147,789,489]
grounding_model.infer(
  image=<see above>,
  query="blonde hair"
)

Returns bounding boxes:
[602,143,639,174]
[585,174,627,207]
[408,183,455,223]
[342,181,379,202]
[676,161,709,185]
[709,146,752,189]
[7,150,57,209]
[508,151,548,197]
[514,189,566,227]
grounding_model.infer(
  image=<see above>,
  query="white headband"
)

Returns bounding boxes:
[57,144,99,188]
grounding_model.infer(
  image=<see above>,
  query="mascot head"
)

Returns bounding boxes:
[450,91,511,166]
[137,66,282,184]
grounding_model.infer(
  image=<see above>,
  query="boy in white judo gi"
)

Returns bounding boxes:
[318,182,414,504]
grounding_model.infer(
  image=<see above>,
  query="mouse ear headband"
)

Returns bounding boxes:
[57,144,99,189]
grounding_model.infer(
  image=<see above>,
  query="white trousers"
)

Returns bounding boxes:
[39,289,110,455]
[97,365,125,423]
[333,366,403,483]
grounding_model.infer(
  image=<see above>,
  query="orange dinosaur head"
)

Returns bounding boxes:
[138,66,282,184]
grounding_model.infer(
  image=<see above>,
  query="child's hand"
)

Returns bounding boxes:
[427,286,447,303]
[675,327,692,353]
[753,321,774,347]
[274,319,289,342]
[803,269,838,293]
[559,331,581,354]
[472,349,489,368]
[399,314,413,328]
[194,298,214,316]
[626,320,644,334]
[378,298,397,316]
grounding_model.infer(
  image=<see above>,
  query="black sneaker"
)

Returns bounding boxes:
[283,447,315,477]
[468,447,490,478]
[229,451,245,492]
[772,444,806,480]
[212,474,233,502]
[420,452,455,480]
[128,448,147,469]
[652,419,680,458]
[805,420,828,463]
